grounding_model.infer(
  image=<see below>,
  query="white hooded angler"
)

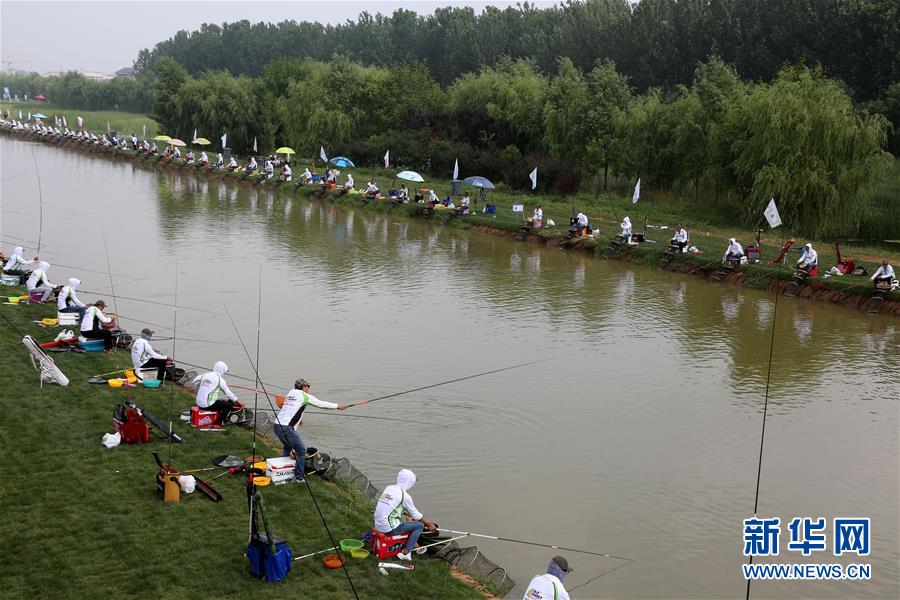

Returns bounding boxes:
[620,217,633,242]
[798,243,818,269]
[131,329,169,381]
[374,469,437,561]
[58,278,86,318]
[724,238,743,261]
[192,361,241,423]
[26,261,55,301]
[3,246,38,283]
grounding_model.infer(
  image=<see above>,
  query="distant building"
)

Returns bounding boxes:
[82,71,114,81]
[42,71,63,78]
[115,67,135,78]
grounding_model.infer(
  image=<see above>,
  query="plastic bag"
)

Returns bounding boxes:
[179,475,196,494]
[101,432,121,449]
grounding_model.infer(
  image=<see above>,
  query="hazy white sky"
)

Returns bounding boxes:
[1,1,557,74]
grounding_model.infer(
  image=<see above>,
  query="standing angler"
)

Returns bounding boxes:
[273,378,347,483]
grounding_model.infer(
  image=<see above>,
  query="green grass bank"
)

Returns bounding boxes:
[0,296,495,599]
[1,101,159,138]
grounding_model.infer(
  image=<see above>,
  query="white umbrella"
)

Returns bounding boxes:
[396,170,424,182]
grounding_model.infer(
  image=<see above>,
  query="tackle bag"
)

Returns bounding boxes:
[247,533,292,582]
[113,404,149,444]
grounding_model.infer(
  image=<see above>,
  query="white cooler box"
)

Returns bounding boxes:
[266,456,297,485]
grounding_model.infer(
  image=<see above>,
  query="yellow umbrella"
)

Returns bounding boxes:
[275,147,295,154]
[194,137,211,146]
[167,138,186,147]
[152,135,171,141]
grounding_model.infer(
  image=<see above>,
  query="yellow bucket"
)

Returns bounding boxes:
[7,297,20,304]
[252,461,267,471]
[252,476,271,487]
[42,318,58,326]
[108,379,124,388]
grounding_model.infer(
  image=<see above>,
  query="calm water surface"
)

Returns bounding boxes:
[2,138,898,599]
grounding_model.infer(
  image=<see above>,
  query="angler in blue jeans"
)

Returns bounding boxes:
[273,378,347,482]
[373,469,438,561]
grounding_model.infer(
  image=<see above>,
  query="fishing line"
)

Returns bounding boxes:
[78,288,220,315]
[435,528,633,561]
[567,557,636,592]
[350,357,558,408]
[101,231,119,319]
[745,227,787,600]
[0,169,35,182]
[30,149,44,255]
[223,304,360,600]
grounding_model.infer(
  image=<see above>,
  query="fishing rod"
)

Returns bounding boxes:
[435,528,633,561]
[102,232,119,319]
[31,149,44,255]
[349,357,557,408]
[167,260,179,467]
[223,303,360,600]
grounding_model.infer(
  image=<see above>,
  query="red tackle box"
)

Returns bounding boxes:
[371,529,410,559]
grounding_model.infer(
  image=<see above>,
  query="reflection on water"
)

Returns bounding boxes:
[2,139,898,599]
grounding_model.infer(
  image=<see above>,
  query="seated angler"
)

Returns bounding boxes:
[245,156,258,174]
[57,277,86,320]
[723,238,744,262]
[344,173,354,191]
[80,300,115,352]
[373,469,438,561]
[365,179,381,199]
[797,243,818,275]
[198,150,209,166]
[26,261,56,302]
[192,361,244,424]
[227,155,238,169]
[131,328,171,382]
[672,225,688,253]
[870,259,897,289]
[281,163,292,181]
[215,152,224,168]
[620,216,633,243]
[3,246,38,285]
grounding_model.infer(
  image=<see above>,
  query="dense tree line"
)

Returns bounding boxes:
[0,72,151,114]
[150,55,891,238]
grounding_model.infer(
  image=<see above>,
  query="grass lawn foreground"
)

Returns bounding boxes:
[0,294,486,600]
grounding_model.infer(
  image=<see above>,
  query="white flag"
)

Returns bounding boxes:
[452,158,459,181]
[384,150,390,169]
[221,133,227,149]
[512,204,524,212]
[632,178,641,204]
[320,145,327,163]
[107,121,111,133]
[77,116,83,128]
[529,167,538,190]
[62,115,67,128]
[192,128,197,143]
[764,198,782,229]
[253,137,258,153]
[18,110,22,120]
[28,111,31,121]
[142,123,146,138]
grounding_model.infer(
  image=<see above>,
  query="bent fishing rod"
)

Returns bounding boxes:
[223,303,360,600]
[435,527,633,561]
[348,357,558,408]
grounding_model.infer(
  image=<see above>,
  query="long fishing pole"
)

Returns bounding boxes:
[79,288,220,314]
[435,527,633,561]
[31,149,44,255]
[250,268,263,545]
[745,225,787,600]
[222,304,360,600]
[101,231,119,319]
[167,260,178,467]
[349,357,557,408]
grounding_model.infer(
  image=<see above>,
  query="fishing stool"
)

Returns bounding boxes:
[28,291,46,303]
[57,312,79,326]
[371,529,410,559]
[190,406,221,429]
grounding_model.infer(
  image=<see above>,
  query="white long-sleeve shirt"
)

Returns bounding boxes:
[374,470,423,533]
[26,267,53,290]
[724,241,743,258]
[576,212,588,227]
[131,338,166,370]
[4,251,35,272]
[871,264,895,280]
[57,284,85,309]
[275,389,338,428]
[523,574,570,600]
[80,305,112,332]
[798,246,818,266]
[673,228,688,243]
[192,367,237,407]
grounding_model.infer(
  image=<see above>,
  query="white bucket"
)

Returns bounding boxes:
[1,274,19,286]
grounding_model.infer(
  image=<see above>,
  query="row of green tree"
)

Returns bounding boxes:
[0,71,150,114]
[134,0,900,148]
[151,55,893,238]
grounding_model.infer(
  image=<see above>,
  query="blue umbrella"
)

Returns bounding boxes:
[32,113,48,119]
[329,156,355,168]
[463,176,495,189]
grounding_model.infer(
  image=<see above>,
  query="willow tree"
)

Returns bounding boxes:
[725,66,890,237]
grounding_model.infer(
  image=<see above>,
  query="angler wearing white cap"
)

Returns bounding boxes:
[192,361,243,424]
[620,216,633,243]
[131,328,171,381]
[524,556,573,600]
[273,378,348,482]
[3,246,39,284]
[57,278,86,319]
[373,469,438,561]
[26,261,56,302]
